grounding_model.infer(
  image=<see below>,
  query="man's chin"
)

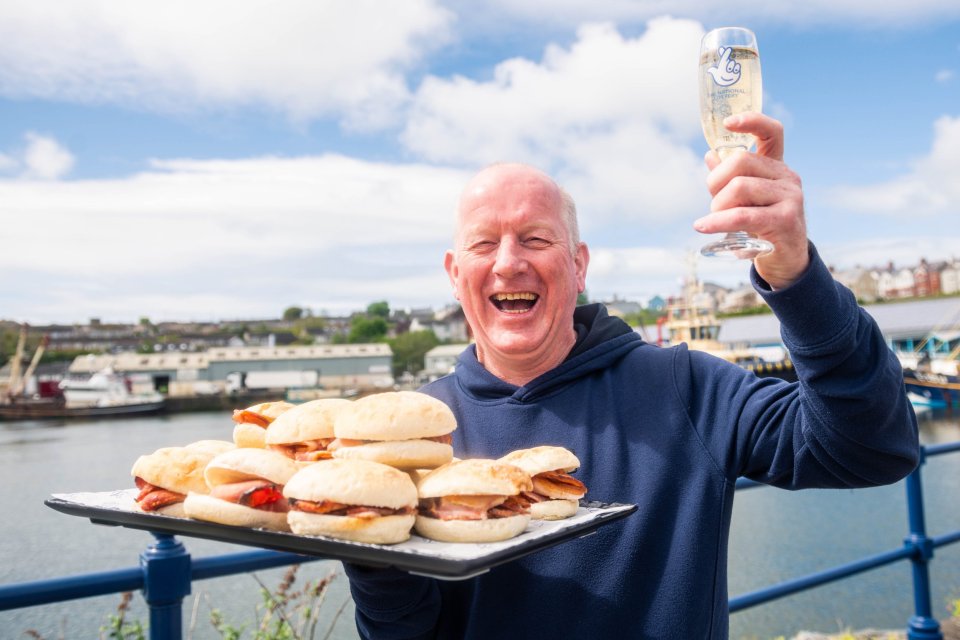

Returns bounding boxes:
[480,328,548,357]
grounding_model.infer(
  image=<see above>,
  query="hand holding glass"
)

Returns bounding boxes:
[698,27,773,259]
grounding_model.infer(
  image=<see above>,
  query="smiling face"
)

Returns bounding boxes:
[444,164,589,385]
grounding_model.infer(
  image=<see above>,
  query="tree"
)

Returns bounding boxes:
[283,306,304,321]
[367,301,390,319]
[623,308,667,327]
[389,330,440,377]
[348,316,388,343]
[577,291,589,305]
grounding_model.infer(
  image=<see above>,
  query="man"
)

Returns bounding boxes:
[344,113,919,639]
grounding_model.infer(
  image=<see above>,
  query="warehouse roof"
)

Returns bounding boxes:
[69,343,392,373]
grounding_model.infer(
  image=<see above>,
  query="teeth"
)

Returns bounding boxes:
[494,292,537,301]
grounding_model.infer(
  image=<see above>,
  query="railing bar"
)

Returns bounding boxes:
[0,567,143,611]
[931,530,960,548]
[925,442,960,457]
[729,546,913,612]
[190,550,324,582]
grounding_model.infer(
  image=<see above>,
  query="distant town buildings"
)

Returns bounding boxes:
[1,254,956,390]
[601,256,960,317]
[832,257,960,303]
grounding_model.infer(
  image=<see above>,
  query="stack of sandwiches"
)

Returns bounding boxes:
[129,390,589,546]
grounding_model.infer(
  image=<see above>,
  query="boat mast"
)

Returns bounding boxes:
[5,324,27,400]
[10,335,48,397]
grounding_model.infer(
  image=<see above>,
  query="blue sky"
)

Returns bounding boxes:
[2,1,959,324]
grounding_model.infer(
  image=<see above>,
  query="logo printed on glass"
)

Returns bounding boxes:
[708,46,741,87]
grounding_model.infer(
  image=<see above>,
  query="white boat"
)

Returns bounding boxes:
[58,368,165,412]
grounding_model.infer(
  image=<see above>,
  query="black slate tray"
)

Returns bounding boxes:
[46,490,636,580]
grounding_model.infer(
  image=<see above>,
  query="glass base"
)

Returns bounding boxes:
[700,232,773,260]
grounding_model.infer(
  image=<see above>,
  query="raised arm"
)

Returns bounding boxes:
[694,112,809,290]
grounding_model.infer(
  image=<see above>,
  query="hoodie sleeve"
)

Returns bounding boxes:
[342,563,440,640]
[683,244,920,489]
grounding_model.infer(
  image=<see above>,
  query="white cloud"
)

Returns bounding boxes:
[0,155,468,321]
[0,153,16,172]
[402,18,709,225]
[0,0,453,127]
[935,69,954,83]
[22,132,75,179]
[587,245,687,299]
[1,154,467,274]
[827,115,960,217]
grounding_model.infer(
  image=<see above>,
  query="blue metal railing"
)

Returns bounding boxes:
[730,441,960,640]
[1,442,958,640]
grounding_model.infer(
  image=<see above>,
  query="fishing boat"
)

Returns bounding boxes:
[899,353,960,409]
[657,267,796,381]
[896,310,960,408]
[0,367,165,421]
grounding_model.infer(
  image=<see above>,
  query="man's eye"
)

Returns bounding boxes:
[525,237,552,247]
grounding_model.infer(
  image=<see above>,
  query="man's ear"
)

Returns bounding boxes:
[574,242,589,292]
[444,250,459,299]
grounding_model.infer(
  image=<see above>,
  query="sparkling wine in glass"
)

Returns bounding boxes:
[698,27,773,259]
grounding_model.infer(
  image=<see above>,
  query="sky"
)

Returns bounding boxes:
[2,0,959,325]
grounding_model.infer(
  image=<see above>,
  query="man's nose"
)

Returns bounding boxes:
[492,238,527,277]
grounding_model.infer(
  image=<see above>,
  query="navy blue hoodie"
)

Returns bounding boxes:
[345,250,919,639]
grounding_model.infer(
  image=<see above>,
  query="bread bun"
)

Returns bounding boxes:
[265,398,352,445]
[183,493,290,531]
[184,440,236,457]
[413,513,530,543]
[283,459,417,510]
[204,448,299,488]
[131,446,212,496]
[283,459,418,544]
[181,449,298,531]
[417,459,532,499]
[152,502,187,517]
[334,391,456,440]
[233,424,266,448]
[234,401,296,423]
[287,512,416,544]
[529,499,579,520]
[232,401,295,448]
[498,446,585,519]
[498,446,580,475]
[331,439,453,470]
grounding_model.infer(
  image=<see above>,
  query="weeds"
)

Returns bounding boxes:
[199,564,347,640]
[206,564,350,640]
[99,592,146,640]
[22,564,350,640]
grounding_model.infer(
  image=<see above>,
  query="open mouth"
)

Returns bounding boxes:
[490,292,539,314]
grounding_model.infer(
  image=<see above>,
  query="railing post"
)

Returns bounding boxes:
[140,533,191,640]
[904,450,943,640]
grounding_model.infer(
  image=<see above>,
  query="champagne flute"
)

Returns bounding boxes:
[698,27,773,259]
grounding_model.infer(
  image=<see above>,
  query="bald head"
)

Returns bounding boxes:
[455,163,580,254]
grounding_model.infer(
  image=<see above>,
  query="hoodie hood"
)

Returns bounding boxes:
[451,303,644,403]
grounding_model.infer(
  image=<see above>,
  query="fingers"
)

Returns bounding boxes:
[697,113,810,288]
[705,150,798,199]
[697,160,803,230]
[723,112,784,160]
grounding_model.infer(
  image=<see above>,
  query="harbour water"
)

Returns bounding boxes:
[1,408,958,639]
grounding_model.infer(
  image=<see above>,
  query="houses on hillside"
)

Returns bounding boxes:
[833,258,960,303]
